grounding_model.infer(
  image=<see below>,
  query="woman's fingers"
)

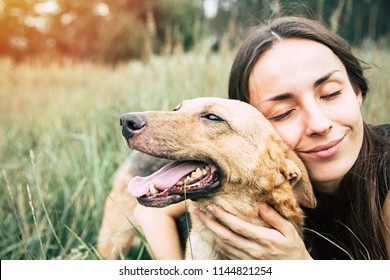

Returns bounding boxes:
[193,206,246,242]
[257,203,296,237]
[193,207,261,259]
[203,204,282,241]
[258,204,313,259]
[193,203,312,259]
[193,205,277,259]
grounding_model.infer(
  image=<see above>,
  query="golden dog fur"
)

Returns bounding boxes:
[98,97,316,259]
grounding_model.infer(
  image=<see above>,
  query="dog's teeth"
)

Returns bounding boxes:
[191,168,203,179]
[202,168,208,176]
[149,183,158,195]
[184,176,191,184]
[176,181,183,186]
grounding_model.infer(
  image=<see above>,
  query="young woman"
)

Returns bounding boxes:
[133,16,390,260]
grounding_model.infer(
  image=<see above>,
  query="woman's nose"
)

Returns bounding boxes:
[303,106,333,136]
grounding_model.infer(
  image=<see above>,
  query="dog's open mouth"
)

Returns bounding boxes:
[128,161,221,207]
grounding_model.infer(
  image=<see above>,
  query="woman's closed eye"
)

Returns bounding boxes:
[271,109,294,122]
[320,90,342,100]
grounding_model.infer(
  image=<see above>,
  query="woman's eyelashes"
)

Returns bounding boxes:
[272,109,294,122]
[320,90,342,100]
[270,91,342,122]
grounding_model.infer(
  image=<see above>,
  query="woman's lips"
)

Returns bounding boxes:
[300,137,345,159]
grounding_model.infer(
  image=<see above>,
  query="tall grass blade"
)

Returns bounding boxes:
[26,184,46,259]
[29,150,64,252]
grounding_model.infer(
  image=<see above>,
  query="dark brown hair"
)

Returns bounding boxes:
[228,16,389,259]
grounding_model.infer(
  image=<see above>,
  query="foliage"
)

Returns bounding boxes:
[96,12,149,65]
[0,0,388,64]
[0,0,205,63]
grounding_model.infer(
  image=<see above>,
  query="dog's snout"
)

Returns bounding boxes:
[120,113,147,139]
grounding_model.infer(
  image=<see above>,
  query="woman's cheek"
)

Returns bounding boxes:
[270,121,301,150]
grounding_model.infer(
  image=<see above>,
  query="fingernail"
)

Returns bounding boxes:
[206,205,215,214]
[194,207,202,216]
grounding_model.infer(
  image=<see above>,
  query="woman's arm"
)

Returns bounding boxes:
[194,203,312,260]
[133,201,187,260]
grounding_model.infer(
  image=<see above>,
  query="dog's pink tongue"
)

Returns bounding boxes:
[128,161,204,197]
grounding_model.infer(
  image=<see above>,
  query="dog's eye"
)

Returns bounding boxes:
[202,114,223,122]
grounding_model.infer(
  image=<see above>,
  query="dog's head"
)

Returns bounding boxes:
[121,97,316,209]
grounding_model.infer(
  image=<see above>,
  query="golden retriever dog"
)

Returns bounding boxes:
[98,97,316,259]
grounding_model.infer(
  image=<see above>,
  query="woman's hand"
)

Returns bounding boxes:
[194,203,312,260]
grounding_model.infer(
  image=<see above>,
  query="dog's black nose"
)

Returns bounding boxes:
[120,113,147,139]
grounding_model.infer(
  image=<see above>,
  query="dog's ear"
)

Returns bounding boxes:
[282,155,317,209]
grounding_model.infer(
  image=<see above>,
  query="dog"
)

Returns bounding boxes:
[98,97,316,259]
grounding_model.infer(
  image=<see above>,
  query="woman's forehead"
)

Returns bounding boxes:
[249,39,345,95]
[256,39,342,75]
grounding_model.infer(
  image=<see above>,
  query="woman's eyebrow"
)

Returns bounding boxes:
[263,93,293,102]
[313,70,341,88]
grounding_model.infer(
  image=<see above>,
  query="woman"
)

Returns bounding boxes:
[133,16,390,259]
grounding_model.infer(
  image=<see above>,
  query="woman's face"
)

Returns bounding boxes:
[248,39,364,193]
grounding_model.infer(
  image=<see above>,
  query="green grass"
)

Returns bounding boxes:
[0,45,389,260]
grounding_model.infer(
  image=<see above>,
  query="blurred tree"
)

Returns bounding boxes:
[152,0,205,53]
[0,0,388,63]
[206,0,389,46]
[0,0,45,60]
[50,1,103,60]
[277,0,389,43]
[52,0,205,63]
[98,0,205,58]
[96,12,148,65]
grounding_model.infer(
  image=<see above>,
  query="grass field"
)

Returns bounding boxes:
[0,45,389,260]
